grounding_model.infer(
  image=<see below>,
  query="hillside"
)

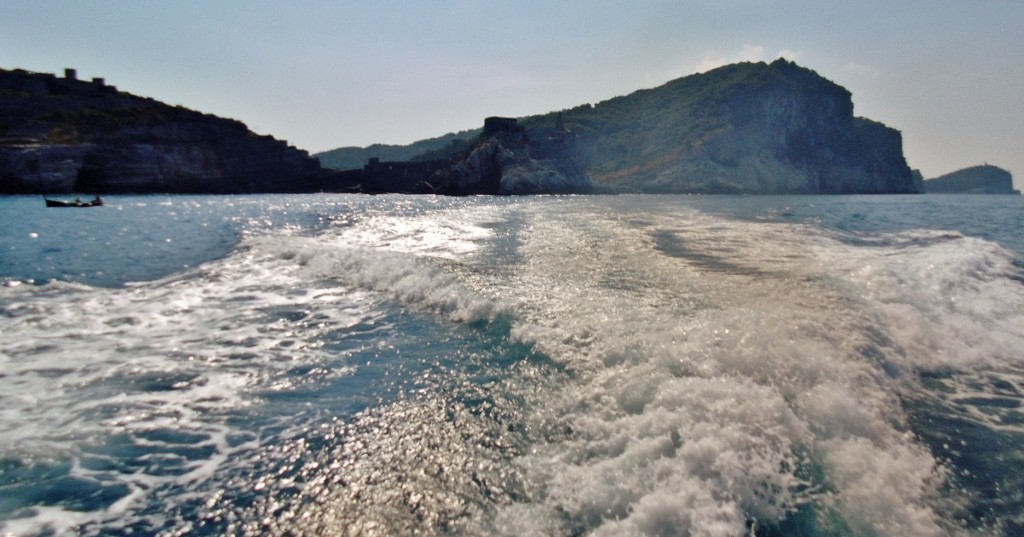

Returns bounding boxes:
[315,129,480,170]
[0,67,333,194]
[326,60,918,195]
[337,117,591,195]
[3,61,919,196]
[924,165,1018,194]
[524,60,915,193]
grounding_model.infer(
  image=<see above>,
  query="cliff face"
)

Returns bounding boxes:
[355,117,592,195]
[518,60,916,194]
[0,68,328,194]
[333,60,916,195]
[924,165,1018,194]
[444,117,590,195]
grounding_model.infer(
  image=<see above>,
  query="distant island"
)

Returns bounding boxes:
[923,164,1019,194]
[3,61,926,195]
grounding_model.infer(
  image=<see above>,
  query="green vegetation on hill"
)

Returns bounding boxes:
[314,129,480,170]
[924,164,1018,194]
[519,60,913,193]
[320,60,916,194]
[0,67,327,194]
[521,62,770,186]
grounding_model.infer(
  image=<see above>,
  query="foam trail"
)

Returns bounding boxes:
[435,200,983,536]
[4,194,1022,536]
[0,232,386,535]
[835,231,1024,372]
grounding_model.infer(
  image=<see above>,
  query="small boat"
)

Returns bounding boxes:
[44,196,104,208]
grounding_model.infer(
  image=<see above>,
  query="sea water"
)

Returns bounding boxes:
[1,193,1022,536]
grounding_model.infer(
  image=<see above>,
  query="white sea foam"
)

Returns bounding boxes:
[794,229,1024,449]
[250,197,981,535]
[332,211,496,260]
[0,233,386,535]
[0,199,521,534]
[824,230,1024,372]
[5,195,1021,536]
[0,263,364,446]
[419,200,977,536]
[0,505,94,537]
[255,201,519,325]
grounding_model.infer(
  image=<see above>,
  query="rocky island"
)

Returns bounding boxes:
[323,59,919,195]
[923,164,1019,194]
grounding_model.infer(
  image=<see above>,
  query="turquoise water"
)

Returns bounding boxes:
[1,193,1022,536]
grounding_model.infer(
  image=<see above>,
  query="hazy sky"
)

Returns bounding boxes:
[3,1,1022,186]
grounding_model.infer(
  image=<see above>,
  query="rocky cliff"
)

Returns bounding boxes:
[923,165,1018,194]
[344,60,916,195]
[519,60,917,194]
[352,117,591,195]
[438,117,590,195]
[0,67,331,194]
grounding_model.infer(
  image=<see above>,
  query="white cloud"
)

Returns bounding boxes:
[693,45,802,73]
[839,62,880,78]
[777,49,803,62]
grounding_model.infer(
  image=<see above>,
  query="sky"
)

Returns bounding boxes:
[2,1,1022,187]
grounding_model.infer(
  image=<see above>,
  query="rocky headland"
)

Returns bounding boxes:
[324,60,919,195]
[562,59,917,194]
[0,67,333,194]
[923,165,1018,194]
